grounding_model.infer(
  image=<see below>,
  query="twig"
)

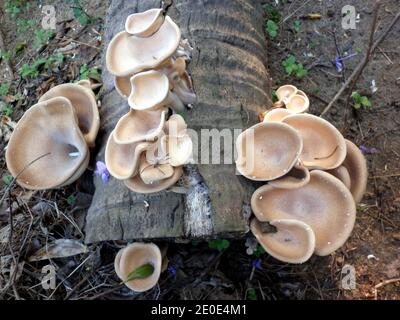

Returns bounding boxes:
[321,3,400,117]
[281,0,312,24]
[374,278,400,299]
[0,26,15,79]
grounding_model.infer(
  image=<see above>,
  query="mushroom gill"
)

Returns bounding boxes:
[251,170,356,256]
[125,8,165,37]
[236,122,303,181]
[282,114,346,170]
[6,97,88,190]
[115,242,162,292]
[38,82,99,147]
[250,218,315,264]
[139,153,174,184]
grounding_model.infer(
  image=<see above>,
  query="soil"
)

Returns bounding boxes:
[0,0,399,300]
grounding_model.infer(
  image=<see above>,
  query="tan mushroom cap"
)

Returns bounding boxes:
[125,8,165,37]
[327,165,351,189]
[165,114,187,136]
[124,165,183,194]
[236,122,303,181]
[250,218,316,264]
[282,114,346,170]
[115,242,162,292]
[276,85,297,102]
[6,97,88,190]
[342,139,368,203]
[263,108,293,122]
[105,131,151,179]
[251,170,356,256]
[106,16,181,77]
[114,109,166,144]
[164,134,193,167]
[286,94,309,113]
[115,74,132,98]
[38,82,99,147]
[139,154,174,184]
[269,161,310,189]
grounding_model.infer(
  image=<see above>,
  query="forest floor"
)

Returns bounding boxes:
[0,0,399,300]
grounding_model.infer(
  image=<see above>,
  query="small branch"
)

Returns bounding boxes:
[321,3,400,117]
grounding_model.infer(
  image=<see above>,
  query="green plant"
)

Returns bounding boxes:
[16,18,34,33]
[0,50,11,62]
[293,20,301,33]
[263,4,282,23]
[351,91,371,109]
[272,90,278,103]
[208,239,230,251]
[34,29,55,49]
[282,55,308,78]
[123,264,154,283]
[69,0,96,26]
[2,174,13,185]
[265,20,279,38]
[252,244,265,258]
[1,104,13,117]
[79,64,100,80]
[19,54,64,79]
[66,195,76,206]
[0,82,11,96]
[246,288,257,300]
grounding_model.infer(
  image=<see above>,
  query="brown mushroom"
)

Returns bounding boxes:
[282,114,346,170]
[250,218,315,264]
[125,8,165,37]
[251,170,356,256]
[6,97,88,190]
[236,122,303,181]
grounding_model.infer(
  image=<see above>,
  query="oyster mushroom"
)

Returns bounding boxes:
[285,94,309,113]
[38,82,99,147]
[114,242,162,292]
[106,16,181,77]
[251,170,356,256]
[128,70,184,112]
[276,84,297,103]
[113,109,166,144]
[327,165,351,189]
[250,218,315,264]
[164,134,193,167]
[125,8,165,37]
[282,114,346,170]
[269,160,310,189]
[263,108,293,122]
[139,154,174,184]
[115,74,132,98]
[6,97,88,190]
[105,131,151,179]
[236,122,303,181]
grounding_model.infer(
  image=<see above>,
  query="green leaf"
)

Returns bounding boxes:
[354,103,361,109]
[293,20,301,33]
[253,244,265,258]
[208,239,230,251]
[360,96,371,107]
[34,29,55,49]
[246,288,258,300]
[123,263,154,283]
[2,175,13,185]
[2,104,13,117]
[272,90,278,103]
[266,20,279,38]
[295,63,308,78]
[67,195,76,206]
[0,83,11,96]
[351,91,361,101]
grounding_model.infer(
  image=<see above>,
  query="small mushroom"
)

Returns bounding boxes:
[113,109,166,144]
[106,16,181,77]
[38,82,99,147]
[114,242,162,292]
[251,170,356,256]
[125,8,165,37]
[250,218,316,264]
[236,122,303,181]
[276,84,297,103]
[105,131,151,179]
[263,108,293,122]
[282,114,346,170]
[285,94,309,113]
[269,160,310,189]
[6,97,88,190]
[128,70,184,111]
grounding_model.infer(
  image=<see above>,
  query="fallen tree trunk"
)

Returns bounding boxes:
[85,0,272,243]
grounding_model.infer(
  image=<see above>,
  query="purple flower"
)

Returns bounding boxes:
[95,161,110,183]
[360,145,378,155]
[167,265,177,276]
[333,53,358,72]
[252,259,262,270]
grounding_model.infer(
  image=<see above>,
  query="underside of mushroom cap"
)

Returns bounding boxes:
[269,161,310,189]
[125,8,165,37]
[139,153,174,184]
[263,108,293,122]
[276,84,297,102]
[38,83,99,147]
[251,170,356,256]
[115,74,132,98]
[6,97,88,190]
[124,165,183,194]
[106,16,181,77]
[115,242,162,292]
[282,114,346,170]
[236,122,303,181]
[327,165,351,190]
[250,218,316,264]
[114,109,166,144]
[342,139,368,203]
[128,70,170,110]
[105,131,151,179]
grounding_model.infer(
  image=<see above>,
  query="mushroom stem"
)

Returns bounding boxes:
[165,91,185,112]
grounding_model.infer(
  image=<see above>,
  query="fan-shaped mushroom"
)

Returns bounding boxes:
[250,218,315,264]
[6,97,88,190]
[276,84,297,103]
[106,16,181,77]
[114,109,166,144]
[38,82,99,147]
[105,131,151,179]
[139,154,174,184]
[114,242,162,292]
[269,160,310,189]
[115,74,132,98]
[125,8,165,37]
[236,122,303,181]
[282,114,346,170]
[327,165,351,189]
[263,108,293,122]
[285,94,309,113]
[251,170,356,256]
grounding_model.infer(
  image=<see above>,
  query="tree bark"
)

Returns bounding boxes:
[85,0,271,243]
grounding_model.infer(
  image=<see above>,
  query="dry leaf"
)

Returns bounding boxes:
[28,239,88,262]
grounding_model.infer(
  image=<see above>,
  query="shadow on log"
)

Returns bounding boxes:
[85,0,272,243]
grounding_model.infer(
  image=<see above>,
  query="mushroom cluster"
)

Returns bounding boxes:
[5,80,100,190]
[105,8,195,193]
[237,85,368,263]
